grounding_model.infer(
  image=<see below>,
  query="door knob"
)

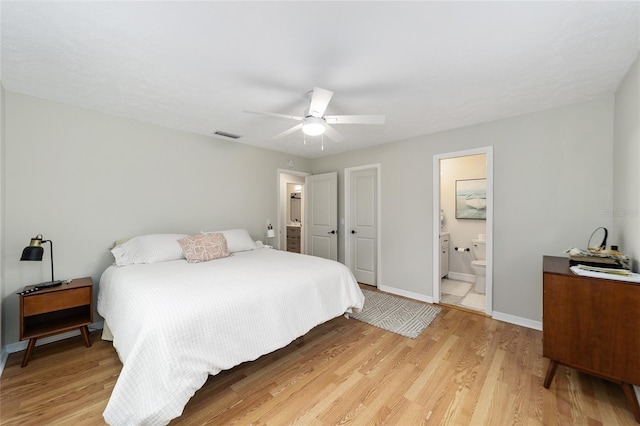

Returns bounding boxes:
[351,230,357,234]
[328,230,336,235]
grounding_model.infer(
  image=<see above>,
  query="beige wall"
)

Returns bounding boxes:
[0,77,630,346]
[313,96,615,323]
[1,91,311,345]
[613,53,640,271]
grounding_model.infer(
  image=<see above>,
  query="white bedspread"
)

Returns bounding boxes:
[97,248,364,425]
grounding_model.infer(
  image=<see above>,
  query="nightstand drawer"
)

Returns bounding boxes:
[23,287,91,317]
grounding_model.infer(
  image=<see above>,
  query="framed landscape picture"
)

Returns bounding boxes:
[455,178,487,219]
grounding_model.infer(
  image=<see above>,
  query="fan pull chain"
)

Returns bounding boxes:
[303,133,306,145]
[321,134,324,151]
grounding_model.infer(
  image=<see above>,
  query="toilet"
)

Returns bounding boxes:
[470,237,486,293]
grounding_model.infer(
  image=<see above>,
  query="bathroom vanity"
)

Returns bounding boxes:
[542,255,640,423]
[286,226,301,253]
[439,233,449,278]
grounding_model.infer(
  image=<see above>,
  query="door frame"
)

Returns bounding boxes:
[432,147,493,315]
[277,169,310,251]
[345,164,381,287]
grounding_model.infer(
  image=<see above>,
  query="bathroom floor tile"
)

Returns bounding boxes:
[440,278,485,312]
[460,292,485,311]
[440,293,463,305]
[441,279,472,297]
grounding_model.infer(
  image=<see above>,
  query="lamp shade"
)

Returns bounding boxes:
[21,234,45,261]
[20,234,60,285]
[20,246,44,261]
[266,229,276,238]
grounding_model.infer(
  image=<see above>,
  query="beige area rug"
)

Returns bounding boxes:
[460,293,485,311]
[351,289,442,339]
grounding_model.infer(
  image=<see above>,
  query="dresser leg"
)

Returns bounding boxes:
[21,338,37,367]
[80,326,92,348]
[622,383,640,423]
[543,360,558,388]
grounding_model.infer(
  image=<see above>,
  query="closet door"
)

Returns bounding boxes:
[348,167,377,285]
[305,172,337,261]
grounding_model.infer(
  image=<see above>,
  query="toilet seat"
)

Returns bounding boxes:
[471,260,486,268]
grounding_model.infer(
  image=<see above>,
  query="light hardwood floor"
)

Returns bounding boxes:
[0,303,637,425]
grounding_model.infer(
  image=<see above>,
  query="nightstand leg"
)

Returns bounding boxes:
[21,338,37,367]
[543,359,558,388]
[80,326,91,347]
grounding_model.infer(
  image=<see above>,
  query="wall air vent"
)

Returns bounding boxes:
[211,130,241,140]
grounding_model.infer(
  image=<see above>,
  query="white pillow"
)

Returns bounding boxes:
[111,234,188,266]
[201,228,257,253]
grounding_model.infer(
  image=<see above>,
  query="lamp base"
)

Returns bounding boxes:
[37,280,63,288]
[34,280,62,290]
[18,280,64,296]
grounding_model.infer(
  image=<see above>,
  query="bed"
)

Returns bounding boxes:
[97,231,365,425]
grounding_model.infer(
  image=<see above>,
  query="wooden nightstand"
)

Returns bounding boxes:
[18,277,94,367]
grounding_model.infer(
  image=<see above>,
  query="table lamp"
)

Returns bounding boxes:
[20,234,63,287]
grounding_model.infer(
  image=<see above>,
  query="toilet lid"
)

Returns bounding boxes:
[471,260,486,267]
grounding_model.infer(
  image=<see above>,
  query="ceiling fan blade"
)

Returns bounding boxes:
[244,111,303,121]
[308,87,333,117]
[271,123,303,140]
[323,124,345,142]
[324,115,386,125]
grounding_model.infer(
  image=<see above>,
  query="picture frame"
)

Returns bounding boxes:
[455,178,487,219]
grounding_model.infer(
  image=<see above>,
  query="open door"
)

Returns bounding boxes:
[305,172,338,260]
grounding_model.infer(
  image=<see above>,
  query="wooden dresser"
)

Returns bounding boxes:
[542,256,640,422]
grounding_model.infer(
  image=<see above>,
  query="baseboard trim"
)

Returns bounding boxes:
[446,272,475,283]
[492,311,542,331]
[377,284,435,304]
[377,284,542,331]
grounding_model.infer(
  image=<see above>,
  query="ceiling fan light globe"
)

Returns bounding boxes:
[302,116,325,136]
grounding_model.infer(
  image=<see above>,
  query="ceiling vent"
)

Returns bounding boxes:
[211,130,241,140]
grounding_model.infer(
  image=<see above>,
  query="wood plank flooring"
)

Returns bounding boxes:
[1,302,637,425]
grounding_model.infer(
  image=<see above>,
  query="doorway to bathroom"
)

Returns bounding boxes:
[432,147,493,315]
[277,170,310,252]
[277,169,339,260]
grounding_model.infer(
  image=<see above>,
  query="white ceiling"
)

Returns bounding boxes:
[2,1,639,159]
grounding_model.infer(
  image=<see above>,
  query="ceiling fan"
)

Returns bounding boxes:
[245,87,385,143]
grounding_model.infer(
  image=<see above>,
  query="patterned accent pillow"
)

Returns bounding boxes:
[178,233,229,263]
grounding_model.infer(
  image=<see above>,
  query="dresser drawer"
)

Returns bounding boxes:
[287,226,301,237]
[287,238,300,247]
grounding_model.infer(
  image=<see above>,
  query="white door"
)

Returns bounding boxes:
[348,168,377,285]
[305,172,338,260]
